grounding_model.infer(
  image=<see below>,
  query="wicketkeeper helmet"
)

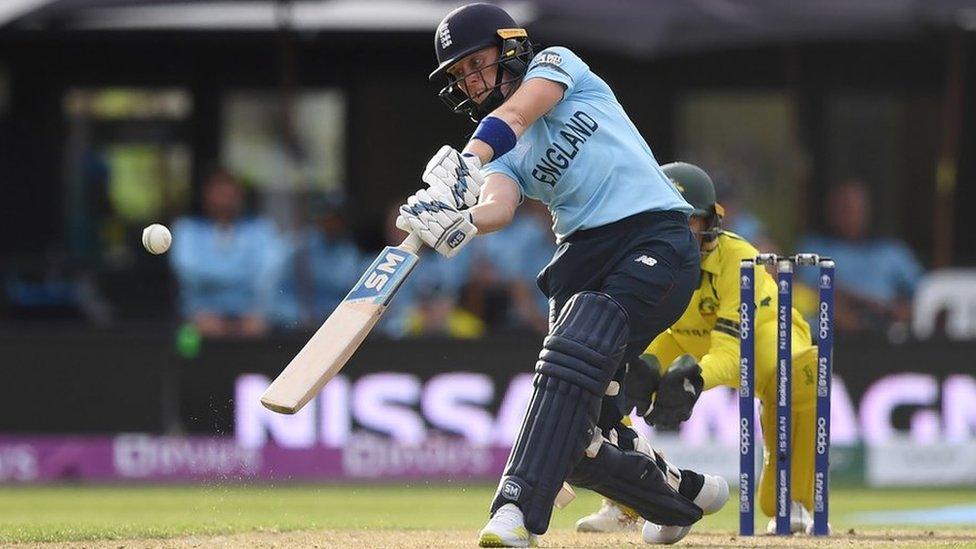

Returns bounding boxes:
[661,161,725,242]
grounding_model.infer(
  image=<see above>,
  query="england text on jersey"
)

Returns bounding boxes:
[530,111,599,186]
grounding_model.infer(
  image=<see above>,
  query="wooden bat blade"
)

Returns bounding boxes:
[260,237,421,414]
[260,302,382,414]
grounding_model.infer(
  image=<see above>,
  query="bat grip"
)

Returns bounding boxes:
[399,232,423,254]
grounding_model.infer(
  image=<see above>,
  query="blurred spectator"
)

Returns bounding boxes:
[708,171,826,319]
[377,201,480,338]
[713,171,777,253]
[405,276,484,338]
[465,200,553,333]
[170,168,279,338]
[269,194,363,329]
[709,169,832,322]
[798,178,924,334]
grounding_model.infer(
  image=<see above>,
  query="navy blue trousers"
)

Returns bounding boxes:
[537,210,700,427]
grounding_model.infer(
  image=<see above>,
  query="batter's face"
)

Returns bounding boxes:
[447,46,501,105]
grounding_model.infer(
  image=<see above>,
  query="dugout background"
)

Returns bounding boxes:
[1,29,974,270]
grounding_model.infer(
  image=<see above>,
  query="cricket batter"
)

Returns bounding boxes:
[576,162,822,539]
[396,3,722,546]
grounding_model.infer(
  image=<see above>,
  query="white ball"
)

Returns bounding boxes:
[142,223,172,255]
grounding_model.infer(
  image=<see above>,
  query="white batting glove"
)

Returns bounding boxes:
[396,189,477,258]
[422,145,484,209]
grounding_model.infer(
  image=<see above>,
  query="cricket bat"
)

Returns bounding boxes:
[261,233,423,414]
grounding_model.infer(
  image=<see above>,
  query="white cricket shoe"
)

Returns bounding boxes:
[693,473,730,515]
[642,474,729,544]
[766,501,813,534]
[575,499,642,533]
[805,519,834,536]
[479,503,537,547]
[642,522,692,545]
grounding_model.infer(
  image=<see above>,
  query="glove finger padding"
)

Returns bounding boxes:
[624,354,662,417]
[645,354,704,429]
[403,214,434,246]
[398,189,476,258]
[422,145,483,209]
[400,191,447,246]
[395,214,411,233]
[413,190,453,228]
[423,145,457,175]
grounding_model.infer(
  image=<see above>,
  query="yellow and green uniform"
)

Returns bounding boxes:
[645,231,818,516]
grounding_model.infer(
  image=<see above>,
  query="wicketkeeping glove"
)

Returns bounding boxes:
[396,189,477,258]
[644,354,704,429]
[422,145,484,210]
[624,355,662,417]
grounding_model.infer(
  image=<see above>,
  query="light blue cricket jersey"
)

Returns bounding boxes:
[483,46,692,242]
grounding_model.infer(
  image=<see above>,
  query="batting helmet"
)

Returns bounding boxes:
[661,161,725,242]
[430,3,534,121]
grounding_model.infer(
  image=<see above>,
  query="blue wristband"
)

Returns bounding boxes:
[472,115,517,158]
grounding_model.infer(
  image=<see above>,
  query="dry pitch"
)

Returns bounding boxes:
[20,530,976,549]
[2,485,975,547]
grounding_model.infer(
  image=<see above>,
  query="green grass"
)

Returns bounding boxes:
[0,484,974,543]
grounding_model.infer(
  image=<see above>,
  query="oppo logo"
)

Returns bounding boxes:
[816,416,828,454]
[739,417,752,455]
[739,302,751,340]
[818,301,831,339]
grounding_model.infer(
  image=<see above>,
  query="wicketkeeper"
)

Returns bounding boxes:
[576,162,824,539]
[397,3,725,547]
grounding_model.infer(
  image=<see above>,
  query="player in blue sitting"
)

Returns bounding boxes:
[396,4,723,546]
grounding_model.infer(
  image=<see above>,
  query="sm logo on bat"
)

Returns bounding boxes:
[346,247,419,305]
[365,251,407,291]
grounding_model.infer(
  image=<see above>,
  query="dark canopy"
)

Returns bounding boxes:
[4,0,975,57]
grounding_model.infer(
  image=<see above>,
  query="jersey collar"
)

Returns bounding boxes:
[699,234,724,276]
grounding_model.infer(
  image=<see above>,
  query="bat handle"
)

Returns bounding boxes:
[399,232,423,255]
